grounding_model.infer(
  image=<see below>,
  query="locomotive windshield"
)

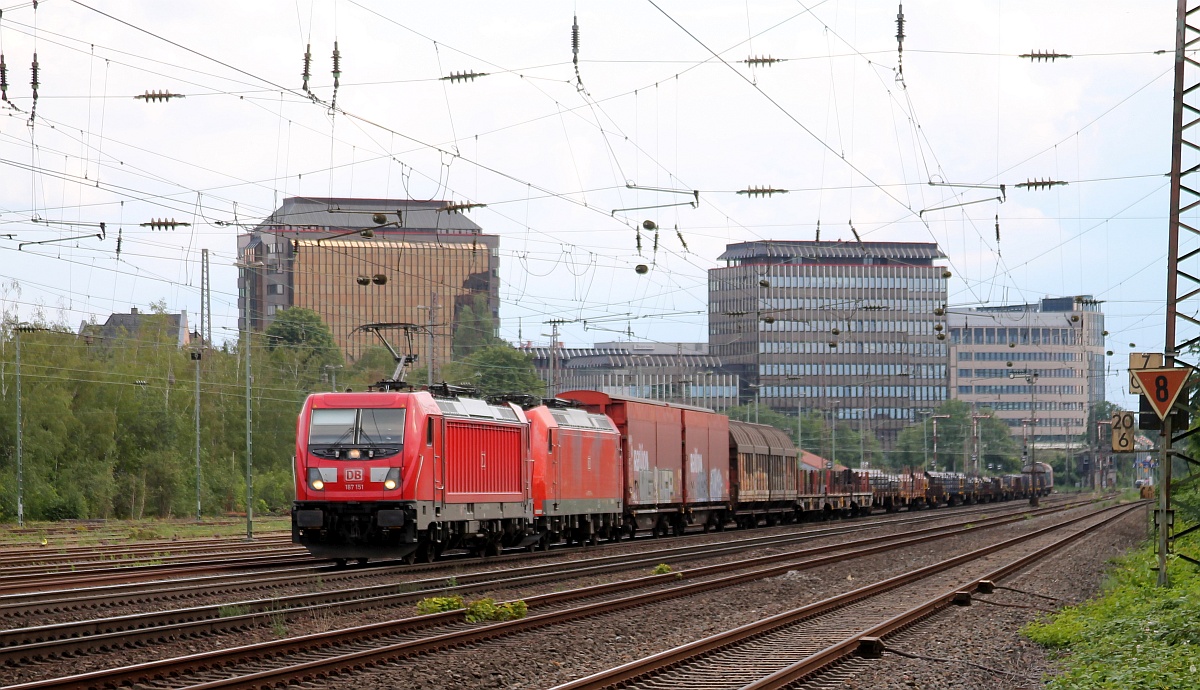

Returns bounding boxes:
[309,408,405,445]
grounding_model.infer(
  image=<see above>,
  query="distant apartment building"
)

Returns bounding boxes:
[237,196,499,366]
[948,296,1106,445]
[709,241,950,446]
[79,307,191,348]
[521,341,739,411]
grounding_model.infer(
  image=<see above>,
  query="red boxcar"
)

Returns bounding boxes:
[526,404,623,545]
[292,389,534,562]
[560,391,730,537]
[680,407,731,510]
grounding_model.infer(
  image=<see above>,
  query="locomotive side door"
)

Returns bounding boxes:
[430,416,445,510]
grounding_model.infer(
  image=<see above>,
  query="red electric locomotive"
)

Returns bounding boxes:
[525,402,623,547]
[292,387,535,563]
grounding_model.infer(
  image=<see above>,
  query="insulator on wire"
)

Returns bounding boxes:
[440,71,489,83]
[1015,178,1068,190]
[139,218,192,230]
[571,15,580,66]
[302,43,312,92]
[134,90,186,102]
[742,56,782,66]
[896,4,906,48]
[652,223,659,254]
[675,225,688,252]
[995,215,1001,243]
[331,41,341,88]
[115,228,123,260]
[0,53,8,101]
[30,53,38,101]
[815,220,821,243]
[737,186,788,197]
[1020,50,1072,62]
[635,227,642,255]
[851,221,862,244]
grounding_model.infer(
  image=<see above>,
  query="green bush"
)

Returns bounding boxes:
[651,563,674,575]
[1024,542,1200,688]
[464,598,528,623]
[415,596,464,615]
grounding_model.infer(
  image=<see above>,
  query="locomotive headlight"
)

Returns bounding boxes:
[383,467,400,491]
[307,468,325,491]
[346,449,362,460]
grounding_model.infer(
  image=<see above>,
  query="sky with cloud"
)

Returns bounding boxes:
[0,1,1185,409]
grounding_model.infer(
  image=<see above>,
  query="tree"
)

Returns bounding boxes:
[893,400,1020,474]
[451,293,502,359]
[441,344,544,397]
[264,308,341,366]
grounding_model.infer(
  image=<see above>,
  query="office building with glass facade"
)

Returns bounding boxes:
[709,241,950,446]
[238,197,499,367]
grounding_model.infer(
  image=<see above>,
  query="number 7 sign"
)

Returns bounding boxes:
[1133,367,1191,420]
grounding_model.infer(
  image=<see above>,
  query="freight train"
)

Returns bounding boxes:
[291,387,1052,564]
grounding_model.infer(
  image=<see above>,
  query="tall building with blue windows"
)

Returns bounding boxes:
[948,296,1106,446]
[709,240,950,446]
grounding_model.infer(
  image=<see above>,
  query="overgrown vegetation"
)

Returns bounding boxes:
[463,597,527,623]
[414,595,527,623]
[218,604,251,618]
[651,563,674,575]
[1023,541,1200,688]
[415,596,465,615]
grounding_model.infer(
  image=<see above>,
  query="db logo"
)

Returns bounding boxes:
[345,469,364,482]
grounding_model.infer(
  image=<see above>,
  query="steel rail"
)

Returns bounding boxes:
[5,500,1111,689]
[0,500,1086,659]
[550,502,1143,690]
[739,502,1144,689]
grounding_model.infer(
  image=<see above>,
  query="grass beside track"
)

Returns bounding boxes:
[1024,537,1200,688]
[0,517,291,547]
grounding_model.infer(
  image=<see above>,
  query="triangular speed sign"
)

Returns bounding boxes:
[1133,367,1191,420]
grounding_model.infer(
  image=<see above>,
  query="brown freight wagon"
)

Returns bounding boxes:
[728,420,798,527]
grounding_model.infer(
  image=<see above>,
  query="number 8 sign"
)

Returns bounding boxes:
[1132,367,1191,421]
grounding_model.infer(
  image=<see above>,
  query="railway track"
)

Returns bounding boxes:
[0,535,295,571]
[3,498,1118,689]
[0,498,1087,661]
[0,495,1079,620]
[551,502,1144,690]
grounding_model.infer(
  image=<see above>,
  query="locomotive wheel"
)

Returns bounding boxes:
[356,558,369,566]
[334,558,347,568]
